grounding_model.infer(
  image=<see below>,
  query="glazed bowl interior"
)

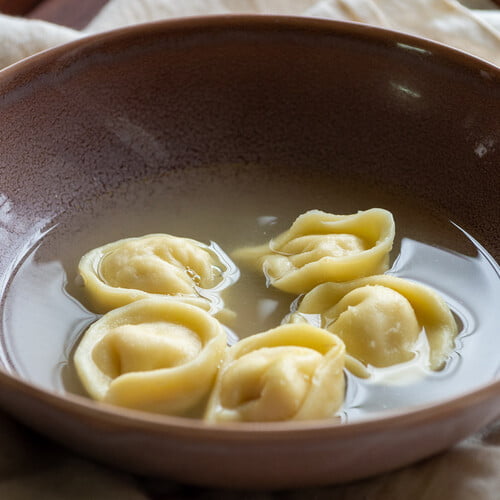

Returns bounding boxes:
[0,16,498,489]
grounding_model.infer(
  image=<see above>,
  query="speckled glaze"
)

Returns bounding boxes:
[0,16,498,489]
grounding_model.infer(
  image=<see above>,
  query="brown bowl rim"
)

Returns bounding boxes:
[0,14,499,439]
[1,14,498,83]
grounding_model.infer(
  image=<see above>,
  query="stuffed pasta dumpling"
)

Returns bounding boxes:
[298,275,458,371]
[74,297,227,415]
[232,209,395,294]
[78,234,238,314]
[204,323,345,423]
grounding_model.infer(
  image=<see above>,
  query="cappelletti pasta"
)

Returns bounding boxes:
[71,204,464,423]
[232,209,395,294]
[204,323,346,423]
[298,275,458,371]
[78,234,238,314]
[74,298,227,415]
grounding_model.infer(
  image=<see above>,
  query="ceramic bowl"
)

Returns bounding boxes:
[0,16,498,489]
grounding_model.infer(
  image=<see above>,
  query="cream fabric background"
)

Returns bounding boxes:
[0,1,499,498]
[0,0,499,68]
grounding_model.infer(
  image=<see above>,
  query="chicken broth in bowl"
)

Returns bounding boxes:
[1,162,498,422]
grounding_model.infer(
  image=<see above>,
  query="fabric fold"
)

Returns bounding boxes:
[0,0,499,70]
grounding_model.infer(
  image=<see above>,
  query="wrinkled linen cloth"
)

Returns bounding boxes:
[0,0,499,499]
[0,0,499,68]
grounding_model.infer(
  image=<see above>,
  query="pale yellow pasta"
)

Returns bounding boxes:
[78,234,238,314]
[232,209,395,294]
[298,275,458,371]
[284,312,371,378]
[74,297,227,415]
[204,323,345,423]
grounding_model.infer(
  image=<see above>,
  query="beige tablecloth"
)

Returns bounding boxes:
[0,1,499,499]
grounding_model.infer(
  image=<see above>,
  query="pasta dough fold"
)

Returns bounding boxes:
[78,234,238,314]
[204,323,345,423]
[74,298,227,415]
[298,275,458,371]
[232,209,395,294]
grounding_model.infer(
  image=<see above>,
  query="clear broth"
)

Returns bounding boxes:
[1,163,499,422]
